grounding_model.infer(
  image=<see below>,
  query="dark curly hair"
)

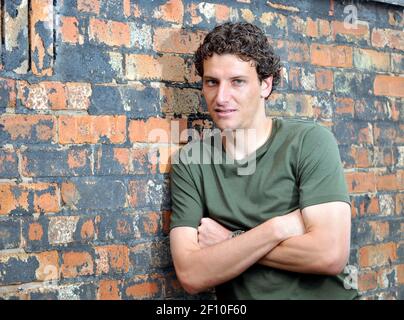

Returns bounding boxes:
[194,22,281,98]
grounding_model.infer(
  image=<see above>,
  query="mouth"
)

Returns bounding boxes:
[214,108,237,117]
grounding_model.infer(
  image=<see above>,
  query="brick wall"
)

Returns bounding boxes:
[0,0,402,300]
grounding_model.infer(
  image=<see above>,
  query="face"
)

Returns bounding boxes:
[202,53,272,131]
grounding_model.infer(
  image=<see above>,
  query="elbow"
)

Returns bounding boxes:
[321,249,349,275]
[175,267,207,295]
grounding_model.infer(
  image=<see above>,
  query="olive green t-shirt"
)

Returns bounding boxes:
[170,118,358,300]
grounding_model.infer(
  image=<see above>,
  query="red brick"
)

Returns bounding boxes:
[306,18,318,37]
[61,251,94,278]
[77,0,100,14]
[368,221,390,242]
[28,222,44,241]
[80,219,96,240]
[60,16,83,44]
[315,69,333,91]
[98,280,121,300]
[154,28,207,54]
[156,0,184,24]
[125,279,160,299]
[35,251,59,281]
[58,115,126,144]
[158,145,181,173]
[396,193,404,215]
[335,97,354,117]
[0,183,60,215]
[215,4,230,23]
[0,115,56,143]
[30,0,54,76]
[353,48,390,72]
[374,75,404,98]
[0,78,16,108]
[318,19,331,37]
[142,212,160,236]
[287,41,310,63]
[372,28,404,51]
[376,172,402,191]
[128,117,187,143]
[126,54,185,81]
[95,245,130,275]
[350,146,372,168]
[331,20,369,41]
[359,242,397,268]
[311,44,353,68]
[345,172,377,194]
[162,211,172,236]
[397,264,404,285]
[89,18,130,47]
[358,271,378,291]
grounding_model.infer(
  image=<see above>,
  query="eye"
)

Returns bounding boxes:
[204,79,217,87]
[232,79,245,86]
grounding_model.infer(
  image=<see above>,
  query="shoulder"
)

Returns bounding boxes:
[277,118,335,145]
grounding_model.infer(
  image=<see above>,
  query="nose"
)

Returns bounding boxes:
[215,82,230,106]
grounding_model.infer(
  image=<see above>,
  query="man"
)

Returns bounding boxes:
[169,22,358,299]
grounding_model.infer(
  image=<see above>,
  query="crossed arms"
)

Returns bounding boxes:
[170,201,351,294]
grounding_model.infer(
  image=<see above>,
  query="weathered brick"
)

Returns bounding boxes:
[335,97,354,118]
[76,216,98,242]
[77,0,100,15]
[287,41,310,63]
[397,264,404,285]
[30,0,54,76]
[128,117,187,144]
[374,75,404,98]
[154,0,184,24]
[359,242,397,268]
[0,183,60,216]
[128,178,170,210]
[374,122,398,145]
[371,28,404,51]
[0,149,19,178]
[376,171,402,192]
[391,53,404,74]
[61,251,94,278]
[21,146,92,177]
[354,48,390,72]
[334,72,372,96]
[0,78,17,109]
[90,83,158,117]
[58,115,126,144]
[259,12,288,34]
[333,120,373,146]
[126,54,185,82]
[124,275,163,299]
[0,115,56,144]
[3,0,29,74]
[60,16,83,44]
[57,282,97,300]
[35,250,59,281]
[98,279,121,300]
[351,195,380,217]
[359,270,377,291]
[311,44,352,68]
[345,172,377,194]
[95,245,130,275]
[165,271,186,298]
[158,145,181,174]
[89,18,130,47]
[48,216,80,245]
[0,219,21,250]
[396,193,404,215]
[161,87,202,115]
[61,178,127,211]
[154,28,206,54]
[340,145,372,169]
[331,20,370,43]
[97,214,135,242]
[315,69,333,91]
[0,252,39,285]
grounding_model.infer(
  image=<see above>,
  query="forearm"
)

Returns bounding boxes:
[258,231,346,275]
[174,219,284,294]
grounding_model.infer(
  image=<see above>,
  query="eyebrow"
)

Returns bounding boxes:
[203,75,248,80]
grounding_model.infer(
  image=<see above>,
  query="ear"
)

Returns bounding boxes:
[260,76,273,99]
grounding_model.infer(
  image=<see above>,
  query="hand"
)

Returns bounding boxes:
[275,208,305,240]
[197,218,232,248]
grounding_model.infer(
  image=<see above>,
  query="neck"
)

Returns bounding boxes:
[223,117,273,160]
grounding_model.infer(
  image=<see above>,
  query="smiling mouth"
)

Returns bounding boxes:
[215,108,237,115]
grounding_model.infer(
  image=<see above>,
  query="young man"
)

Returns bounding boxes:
[169,22,358,299]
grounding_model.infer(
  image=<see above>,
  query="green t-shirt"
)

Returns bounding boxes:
[170,118,358,300]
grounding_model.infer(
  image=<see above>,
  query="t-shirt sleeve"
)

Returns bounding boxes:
[297,125,351,209]
[170,153,204,230]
